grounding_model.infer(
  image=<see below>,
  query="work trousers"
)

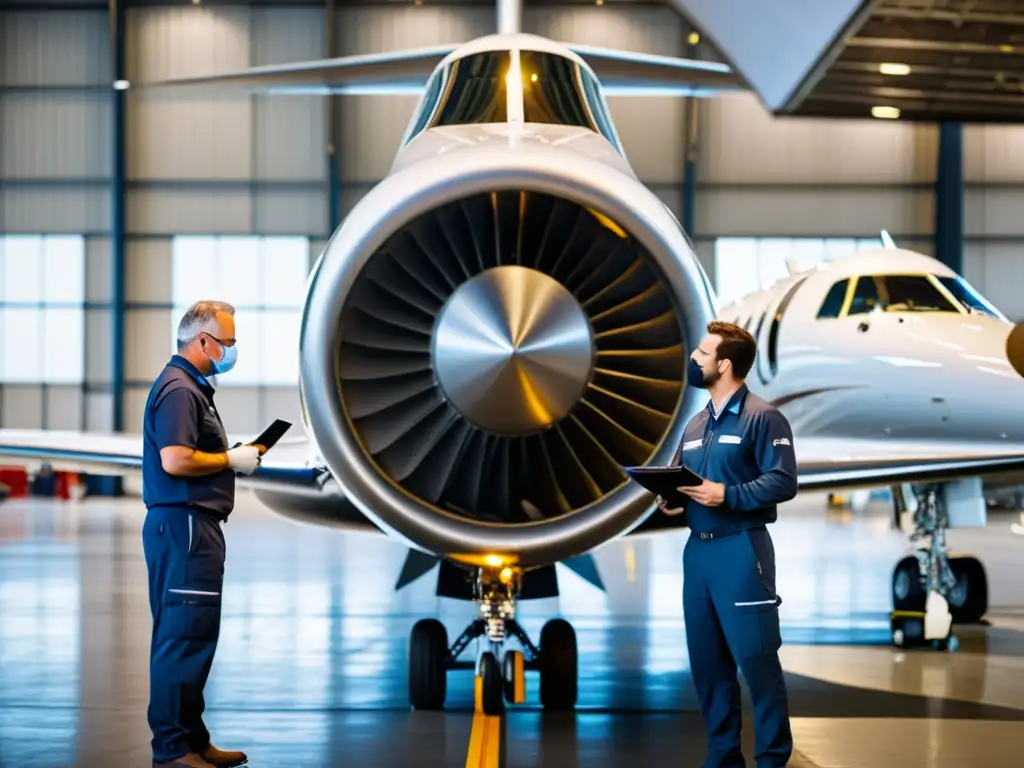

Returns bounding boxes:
[142,505,226,763]
[683,526,792,768]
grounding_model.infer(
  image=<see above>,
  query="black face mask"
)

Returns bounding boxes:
[687,357,722,389]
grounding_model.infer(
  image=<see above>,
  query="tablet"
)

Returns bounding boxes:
[624,465,702,509]
[252,419,293,451]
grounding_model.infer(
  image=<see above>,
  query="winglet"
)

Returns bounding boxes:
[395,549,440,590]
[560,554,606,591]
[880,230,896,249]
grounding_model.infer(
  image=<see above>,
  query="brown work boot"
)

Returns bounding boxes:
[153,754,215,768]
[199,745,248,767]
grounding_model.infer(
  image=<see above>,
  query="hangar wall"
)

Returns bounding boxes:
[1,2,1023,436]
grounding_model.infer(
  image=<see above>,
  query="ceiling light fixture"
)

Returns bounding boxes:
[687,31,700,45]
[871,105,901,119]
[879,62,911,76]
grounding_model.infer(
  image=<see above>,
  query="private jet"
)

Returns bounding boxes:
[3,24,1024,715]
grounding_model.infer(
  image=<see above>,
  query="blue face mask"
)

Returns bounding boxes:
[207,340,238,375]
[688,357,721,389]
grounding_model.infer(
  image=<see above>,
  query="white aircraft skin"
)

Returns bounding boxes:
[2,29,1023,709]
[720,247,1024,448]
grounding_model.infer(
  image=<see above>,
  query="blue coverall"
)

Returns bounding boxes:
[141,355,235,764]
[675,383,799,768]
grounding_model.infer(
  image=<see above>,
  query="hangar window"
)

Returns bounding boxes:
[714,237,883,307]
[847,274,958,315]
[0,235,85,384]
[816,279,849,319]
[171,236,309,387]
[427,51,510,128]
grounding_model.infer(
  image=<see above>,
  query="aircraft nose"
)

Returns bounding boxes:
[1008,322,1024,379]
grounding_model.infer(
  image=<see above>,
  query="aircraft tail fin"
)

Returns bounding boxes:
[133,41,744,97]
[880,230,897,249]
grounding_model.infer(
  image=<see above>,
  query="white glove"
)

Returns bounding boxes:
[226,445,262,475]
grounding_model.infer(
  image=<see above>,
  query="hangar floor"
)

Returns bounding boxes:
[1,492,1024,767]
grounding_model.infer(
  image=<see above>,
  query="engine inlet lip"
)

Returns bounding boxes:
[301,146,717,565]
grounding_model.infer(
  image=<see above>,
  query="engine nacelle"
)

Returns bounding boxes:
[298,142,716,567]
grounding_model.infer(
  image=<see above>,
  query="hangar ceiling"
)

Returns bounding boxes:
[669,0,1024,122]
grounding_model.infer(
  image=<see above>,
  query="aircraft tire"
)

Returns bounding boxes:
[502,650,524,704]
[948,556,988,624]
[892,555,927,612]
[408,618,448,710]
[479,651,505,715]
[539,618,577,710]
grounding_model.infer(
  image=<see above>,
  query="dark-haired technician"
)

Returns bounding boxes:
[656,321,798,768]
[142,300,264,768]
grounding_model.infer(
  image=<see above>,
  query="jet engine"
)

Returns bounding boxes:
[298,145,717,567]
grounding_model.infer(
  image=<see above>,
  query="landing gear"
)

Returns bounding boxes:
[888,483,988,650]
[406,563,579,712]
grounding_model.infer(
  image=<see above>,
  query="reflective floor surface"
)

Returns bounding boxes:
[2,491,1024,766]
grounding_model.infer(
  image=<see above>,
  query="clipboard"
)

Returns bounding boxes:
[624,465,702,509]
[251,419,293,451]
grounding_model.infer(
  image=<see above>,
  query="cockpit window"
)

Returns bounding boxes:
[935,275,1006,320]
[816,278,848,319]
[428,51,510,129]
[520,50,622,152]
[405,70,445,143]
[848,274,957,315]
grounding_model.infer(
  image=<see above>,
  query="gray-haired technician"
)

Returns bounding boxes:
[141,300,263,768]
[657,320,798,768]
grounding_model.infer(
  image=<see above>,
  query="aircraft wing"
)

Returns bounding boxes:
[137,43,744,97]
[0,429,330,495]
[144,44,458,95]
[628,436,1024,534]
[564,44,745,96]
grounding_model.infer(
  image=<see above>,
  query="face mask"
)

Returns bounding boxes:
[687,357,721,389]
[207,339,238,375]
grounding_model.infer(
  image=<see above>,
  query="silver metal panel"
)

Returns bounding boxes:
[126,91,253,180]
[0,386,43,430]
[253,187,329,236]
[125,239,173,304]
[700,94,938,185]
[335,6,495,183]
[697,187,934,238]
[526,6,686,185]
[251,7,326,182]
[0,92,111,179]
[0,10,110,86]
[45,386,83,431]
[125,7,252,181]
[965,126,1024,184]
[126,188,252,235]
[966,187,1024,239]
[85,237,112,304]
[85,309,112,387]
[85,392,114,432]
[0,185,109,233]
[124,309,173,382]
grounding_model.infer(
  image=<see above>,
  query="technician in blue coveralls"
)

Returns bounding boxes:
[141,301,264,768]
[656,320,798,768]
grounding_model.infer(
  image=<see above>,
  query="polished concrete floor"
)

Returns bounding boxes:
[2,490,1024,766]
